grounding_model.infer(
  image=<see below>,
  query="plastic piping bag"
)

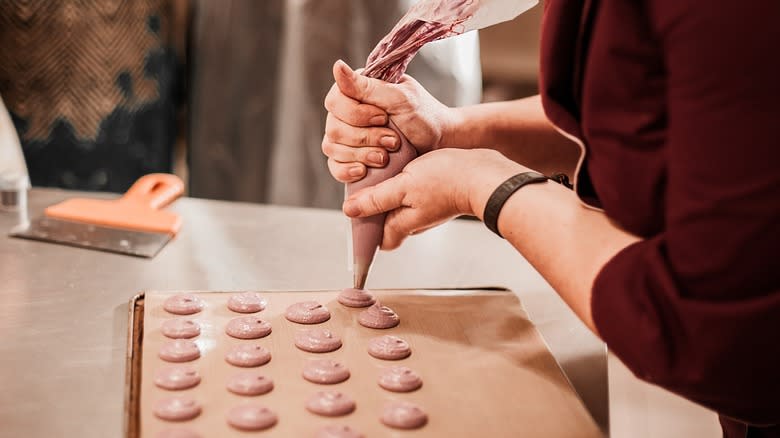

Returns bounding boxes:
[347,0,538,288]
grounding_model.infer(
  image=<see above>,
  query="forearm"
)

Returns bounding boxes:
[441,95,581,177]
[468,163,641,333]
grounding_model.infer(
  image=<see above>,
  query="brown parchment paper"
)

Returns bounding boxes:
[136,290,603,437]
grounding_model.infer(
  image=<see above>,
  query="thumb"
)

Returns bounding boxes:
[333,60,398,109]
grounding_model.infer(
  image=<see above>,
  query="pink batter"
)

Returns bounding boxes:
[363,0,478,83]
[284,301,331,324]
[158,339,200,363]
[155,428,201,438]
[225,316,272,339]
[225,344,272,367]
[367,335,411,360]
[381,400,428,430]
[346,132,416,284]
[337,288,376,308]
[378,366,423,392]
[227,292,267,313]
[314,425,365,438]
[154,365,201,390]
[163,294,204,315]
[226,404,278,431]
[226,372,274,396]
[305,390,356,417]
[294,328,343,353]
[358,302,400,329]
[302,359,350,384]
[161,319,200,339]
[153,397,202,421]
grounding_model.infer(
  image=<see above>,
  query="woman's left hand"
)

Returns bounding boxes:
[342,148,527,249]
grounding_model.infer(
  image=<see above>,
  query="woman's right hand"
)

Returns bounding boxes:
[322,60,456,183]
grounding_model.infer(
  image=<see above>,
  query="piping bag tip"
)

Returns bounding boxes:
[353,264,369,290]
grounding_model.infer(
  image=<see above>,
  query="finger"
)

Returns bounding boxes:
[327,158,366,183]
[409,223,438,235]
[342,173,408,218]
[322,139,389,168]
[381,206,441,250]
[324,83,388,127]
[325,113,399,150]
[333,60,406,110]
[381,207,415,250]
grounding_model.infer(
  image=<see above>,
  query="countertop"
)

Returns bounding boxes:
[0,189,720,437]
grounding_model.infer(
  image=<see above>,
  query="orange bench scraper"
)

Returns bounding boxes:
[10,173,184,258]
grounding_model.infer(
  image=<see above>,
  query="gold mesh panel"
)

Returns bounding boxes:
[0,0,172,141]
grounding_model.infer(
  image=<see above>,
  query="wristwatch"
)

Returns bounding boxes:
[483,171,571,238]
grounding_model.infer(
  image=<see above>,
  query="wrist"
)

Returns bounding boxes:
[482,172,551,237]
[435,106,466,150]
[465,151,526,219]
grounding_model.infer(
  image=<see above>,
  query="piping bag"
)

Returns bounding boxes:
[348,0,538,289]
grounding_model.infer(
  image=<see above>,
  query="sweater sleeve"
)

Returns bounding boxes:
[591,1,780,425]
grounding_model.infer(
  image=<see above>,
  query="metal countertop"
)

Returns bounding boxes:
[0,189,607,437]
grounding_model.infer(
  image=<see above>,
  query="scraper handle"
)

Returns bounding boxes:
[121,173,184,210]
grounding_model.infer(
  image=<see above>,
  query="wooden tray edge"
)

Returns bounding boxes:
[125,292,145,438]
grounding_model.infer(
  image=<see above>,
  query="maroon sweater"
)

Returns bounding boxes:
[539,1,780,436]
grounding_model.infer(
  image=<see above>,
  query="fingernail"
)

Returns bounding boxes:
[343,200,361,216]
[367,151,385,166]
[348,166,364,177]
[380,135,398,150]
[370,114,387,126]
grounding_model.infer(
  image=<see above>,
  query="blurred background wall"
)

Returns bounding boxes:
[479,2,541,101]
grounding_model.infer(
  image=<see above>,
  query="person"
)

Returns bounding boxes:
[320,2,780,437]
[188,0,480,208]
[0,1,188,192]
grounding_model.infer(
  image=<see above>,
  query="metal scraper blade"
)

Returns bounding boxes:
[10,216,172,258]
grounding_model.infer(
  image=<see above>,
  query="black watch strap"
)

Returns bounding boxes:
[483,171,550,238]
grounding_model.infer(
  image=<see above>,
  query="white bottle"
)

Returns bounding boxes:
[0,94,30,221]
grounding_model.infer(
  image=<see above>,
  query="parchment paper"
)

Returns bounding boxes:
[138,290,603,437]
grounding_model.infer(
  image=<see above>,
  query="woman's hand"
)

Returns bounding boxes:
[342,148,527,249]
[323,60,456,183]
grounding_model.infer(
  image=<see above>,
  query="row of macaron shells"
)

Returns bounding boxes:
[152,291,426,437]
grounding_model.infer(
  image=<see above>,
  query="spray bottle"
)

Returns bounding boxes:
[0,95,30,225]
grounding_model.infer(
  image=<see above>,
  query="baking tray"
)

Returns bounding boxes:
[126,289,603,437]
